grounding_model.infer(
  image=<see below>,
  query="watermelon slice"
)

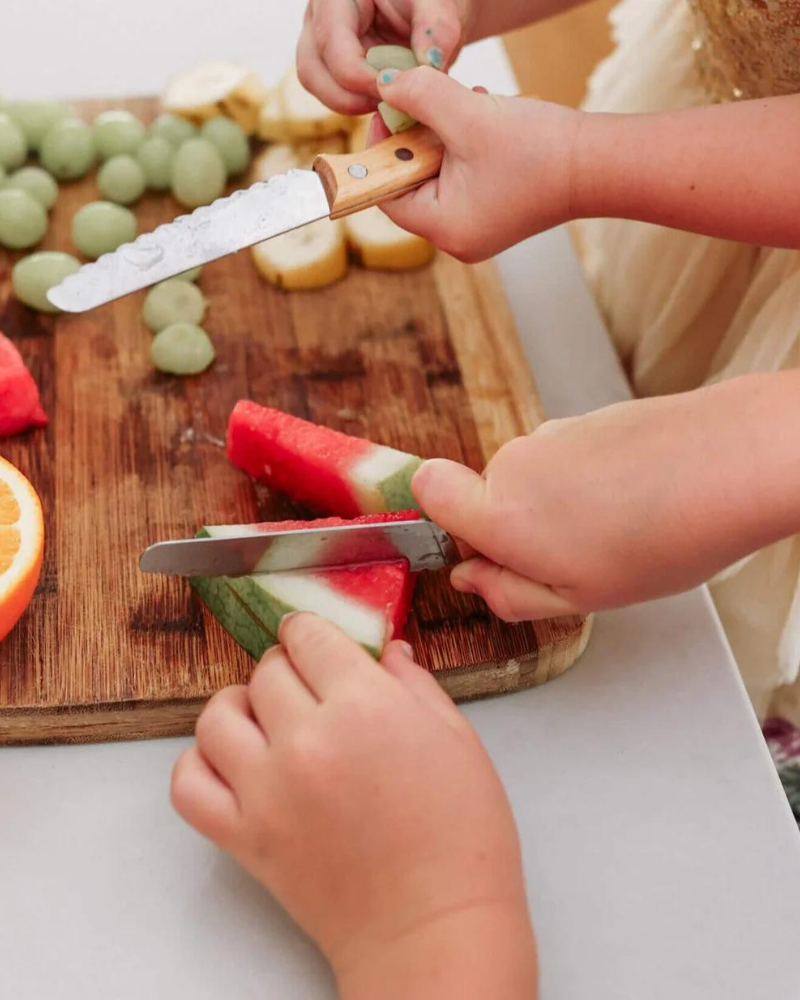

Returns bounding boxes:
[0,330,47,439]
[227,400,423,517]
[191,512,419,659]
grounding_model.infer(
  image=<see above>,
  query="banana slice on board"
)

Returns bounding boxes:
[279,68,350,139]
[345,207,435,271]
[163,62,267,134]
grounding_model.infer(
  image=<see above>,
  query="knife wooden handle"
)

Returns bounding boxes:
[313,125,444,219]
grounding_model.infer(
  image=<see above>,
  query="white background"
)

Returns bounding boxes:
[2,3,800,998]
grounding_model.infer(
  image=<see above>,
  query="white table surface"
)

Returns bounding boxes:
[3,4,800,998]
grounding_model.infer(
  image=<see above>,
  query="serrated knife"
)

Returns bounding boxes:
[48,126,444,313]
[140,518,459,578]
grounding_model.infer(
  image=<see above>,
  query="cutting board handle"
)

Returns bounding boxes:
[314,125,444,219]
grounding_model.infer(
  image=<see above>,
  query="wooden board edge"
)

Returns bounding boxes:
[0,616,593,746]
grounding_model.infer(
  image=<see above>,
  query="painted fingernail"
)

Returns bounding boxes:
[379,69,400,86]
[426,47,444,69]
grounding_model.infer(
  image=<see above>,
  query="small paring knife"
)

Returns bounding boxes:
[140,518,459,578]
[48,126,444,313]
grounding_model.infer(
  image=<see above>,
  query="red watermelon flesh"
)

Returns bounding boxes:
[0,331,47,438]
[227,400,423,517]
[195,511,420,657]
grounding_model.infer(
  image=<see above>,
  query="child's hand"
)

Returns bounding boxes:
[296,0,475,115]
[373,68,581,261]
[172,615,537,999]
[414,377,800,621]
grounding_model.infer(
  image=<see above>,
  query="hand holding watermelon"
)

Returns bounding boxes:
[172,613,538,999]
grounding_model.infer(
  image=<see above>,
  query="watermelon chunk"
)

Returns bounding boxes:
[0,330,47,439]
[191,512,419,659]
[227,400,423,517]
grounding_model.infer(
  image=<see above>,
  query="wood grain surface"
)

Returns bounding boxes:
[0,96,591,745]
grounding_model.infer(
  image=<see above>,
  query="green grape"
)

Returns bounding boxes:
[72,201,137,259]
[142,278,207,332]
[136,136,174,190]
[0,189,48,249]
[151,322,215,375]
[178,265,203,282]
[0,112,28,171]
[150,113,197,147]
[8,100,73,150]
[0,164,6,185]
[377,102,416,135]
[366,45,418,71]
[171,138,226,209]
[93,110,146,159]
[4,166,58,210]
[40,119,96,180]
[12,251,80,313]
[97,154,146,204]
[200,117,250,176]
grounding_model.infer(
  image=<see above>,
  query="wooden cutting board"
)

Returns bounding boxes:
[0,96,592,745]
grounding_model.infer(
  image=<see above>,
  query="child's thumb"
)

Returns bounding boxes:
[412,458,489,551]
[376,66,473,145]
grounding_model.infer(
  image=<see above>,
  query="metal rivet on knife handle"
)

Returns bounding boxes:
[348,164,369,179]
[313,124,444,219]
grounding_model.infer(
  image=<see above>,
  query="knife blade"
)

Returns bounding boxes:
[48,126,444,313]
[139,518,458,578]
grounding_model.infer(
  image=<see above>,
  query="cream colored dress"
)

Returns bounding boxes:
[577,0,800,717]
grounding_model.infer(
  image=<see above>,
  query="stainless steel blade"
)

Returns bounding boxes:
[139,520,459,577]
[47,170,331,312]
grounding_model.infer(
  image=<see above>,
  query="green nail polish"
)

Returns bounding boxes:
[427,46,444,68]
[380,69,399,85]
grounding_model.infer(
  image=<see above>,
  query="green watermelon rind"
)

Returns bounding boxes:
[377,455,423,512]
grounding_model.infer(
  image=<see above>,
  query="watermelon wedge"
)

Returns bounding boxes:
[191,512,419,659]
[0,330,47,439]
[227,401,423,517]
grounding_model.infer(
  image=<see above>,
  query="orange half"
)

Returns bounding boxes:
[0,456,44,642]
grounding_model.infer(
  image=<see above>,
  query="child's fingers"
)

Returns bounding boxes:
[378,179,446,245]
[412,458,494,554]
[194,686,270,788]
[171,745,240,845]
[381,640,466,724]
[297,25,376,117]
[248,647,319,742]
[278,612,379,699]
[410,0,464,70]
[451,557,580,622]
[366,111,391,146]
[376,65,476,146]
[313,0,379,98]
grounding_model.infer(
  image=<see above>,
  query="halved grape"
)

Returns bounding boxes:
[179,265,203,282]
[150,113,197,147]
[377,102,416,135]
[12,251,81,313]
[72,201,137,259]
[366,45,418,72]
[151,322,215,375]
[40,119,96,180]
[142,278,208,332]
[0,112,28,171]
[136,136,174,190]
[171,138,227,208]
[4,166,59,210]
[97,154,146,204]
[8,100,74,150]
[200,117,250,176]
[93,110,146,159]
[0,189,48,249]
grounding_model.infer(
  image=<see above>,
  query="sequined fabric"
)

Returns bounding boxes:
[691,0,800,100]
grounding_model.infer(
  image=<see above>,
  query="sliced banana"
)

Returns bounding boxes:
[257,90,291,143]
[252,218,348,291]
[252,142,300,181]
[163,61,267,134]
[345,206,435,271]
[348,115,372,154]
[279,68,350,139]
